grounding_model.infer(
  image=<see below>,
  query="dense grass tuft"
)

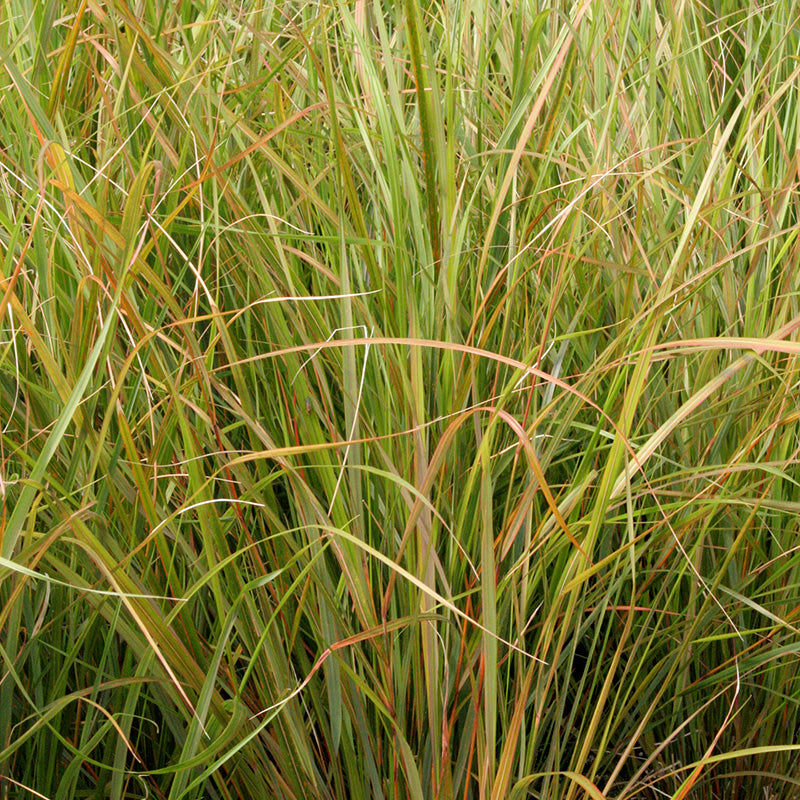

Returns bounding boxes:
[1,1,800,798]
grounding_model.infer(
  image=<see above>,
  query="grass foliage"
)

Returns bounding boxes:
[2,0,800,798]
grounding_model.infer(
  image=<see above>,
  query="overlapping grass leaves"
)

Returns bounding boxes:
[1,1,799,798]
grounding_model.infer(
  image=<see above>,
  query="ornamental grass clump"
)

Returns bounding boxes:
[1,1,799,799]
